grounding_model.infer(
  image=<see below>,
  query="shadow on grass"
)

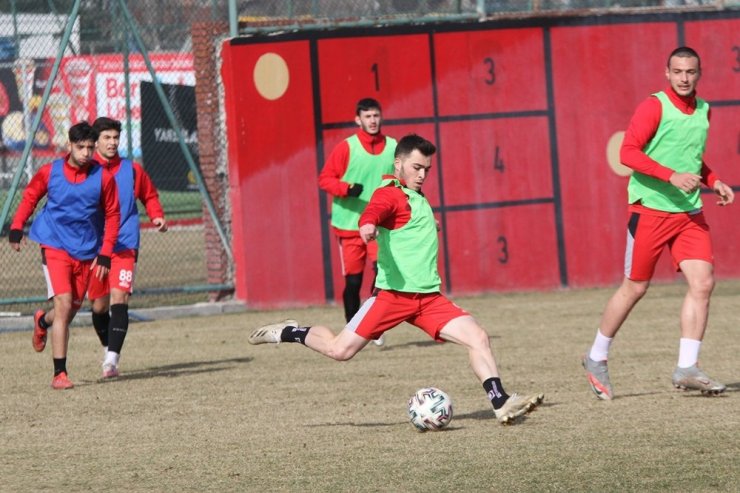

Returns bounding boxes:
[79,357,253,385]
[612,390,665,399]
[305,420,470,432]
[455,403,553,423]
[305,404,552,429]
[305,420,406,429]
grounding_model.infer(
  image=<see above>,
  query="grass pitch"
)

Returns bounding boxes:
[1,281,738,492]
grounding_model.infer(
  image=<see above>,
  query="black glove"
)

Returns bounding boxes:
[347,183,364,197]
[95,255,111,269]
[9,229,23,243]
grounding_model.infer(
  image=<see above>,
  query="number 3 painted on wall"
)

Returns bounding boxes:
[484,57,496,85]
[497,236,509,264]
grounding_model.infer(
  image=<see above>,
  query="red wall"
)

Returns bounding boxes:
[221,12,740,307]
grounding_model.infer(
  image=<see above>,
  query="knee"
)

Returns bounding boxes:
[327,347,356,362]
[691,275,715,298]
[623,279,649,300]
[54,299,75,321]
[472,327,491,351]
[460,325,491,352]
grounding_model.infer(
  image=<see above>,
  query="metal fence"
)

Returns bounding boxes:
[0,0,227,315]
[0,0,736,315]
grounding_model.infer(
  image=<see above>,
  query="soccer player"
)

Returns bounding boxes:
[582,47,734,400]
[251,134,544,424]
[9,121,120,389]
[36,116,168,379]
[318,98,397,345]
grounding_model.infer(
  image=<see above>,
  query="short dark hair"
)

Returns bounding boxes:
[395,134,436,159]
[667,46,701,69]
[68,121,98,143]
[92,116,122,134]
[356,98,382,115]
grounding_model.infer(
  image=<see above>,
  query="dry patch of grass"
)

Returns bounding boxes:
[2,282,738,491]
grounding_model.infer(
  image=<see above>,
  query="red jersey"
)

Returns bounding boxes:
[319,129,391,198]
[620,86,717,188]
[359,176,413,231]
[11,156,120,257]
[319,129,391,238]
[93,151,165,222]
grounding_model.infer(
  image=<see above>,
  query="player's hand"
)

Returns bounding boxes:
[8,229,24,251]
[152,217,168,232]
[359,223,377,244]
[669,172,701,193]
[713,180,734,206]
[347,183,364,197]
[91,255,111,281]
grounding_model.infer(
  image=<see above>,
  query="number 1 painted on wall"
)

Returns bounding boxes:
[371,63,380,91]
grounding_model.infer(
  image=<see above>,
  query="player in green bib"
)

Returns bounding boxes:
[583,47,734,401]
[319,99,397,346]
[251,134,544,425]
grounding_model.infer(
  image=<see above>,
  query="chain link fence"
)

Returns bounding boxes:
[0,0,735,316]
[0,0,228,316]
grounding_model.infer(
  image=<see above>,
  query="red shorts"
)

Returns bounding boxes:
[87,249,137,300]
[347,290,469,342]
[41,247,93,310]
[337,235,378,276]
[624,206,713,281]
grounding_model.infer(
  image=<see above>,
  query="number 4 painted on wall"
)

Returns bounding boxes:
[493,145,504,172]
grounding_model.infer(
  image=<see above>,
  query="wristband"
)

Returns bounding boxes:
[96,255,111,268]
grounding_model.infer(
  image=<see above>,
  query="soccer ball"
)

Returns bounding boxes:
[407,387,453,432]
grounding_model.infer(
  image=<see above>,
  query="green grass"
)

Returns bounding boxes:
[144,189,204,221]
[1,281,738,491]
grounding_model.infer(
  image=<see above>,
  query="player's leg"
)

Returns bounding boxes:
[439,316,544,424]
[584,210,662,400]
[248,318,368,360]
[42,248,83,389]
[32,248,57,352]
[249,290,403,359]
[102,250,136,378]
[669,216,724,394]
[419,297,543,424]
[32,307,52,352]
[343,273,363,322]
[304,326,368,361]
[338,236,366,322]
[678,259,714,341]
[365,241,385,347]
[87,275,110,351]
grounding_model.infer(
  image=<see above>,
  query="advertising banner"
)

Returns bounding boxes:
[140,80,198,191]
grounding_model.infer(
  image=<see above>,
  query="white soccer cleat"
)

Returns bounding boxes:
[493,393,545,425]
[248,319,297,345]
[102,363,119,379]
[672,365,726,395]
[372,334,385,346]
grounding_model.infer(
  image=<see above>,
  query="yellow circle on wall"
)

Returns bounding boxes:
[253,53,289,101]
[606,131,632,177]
